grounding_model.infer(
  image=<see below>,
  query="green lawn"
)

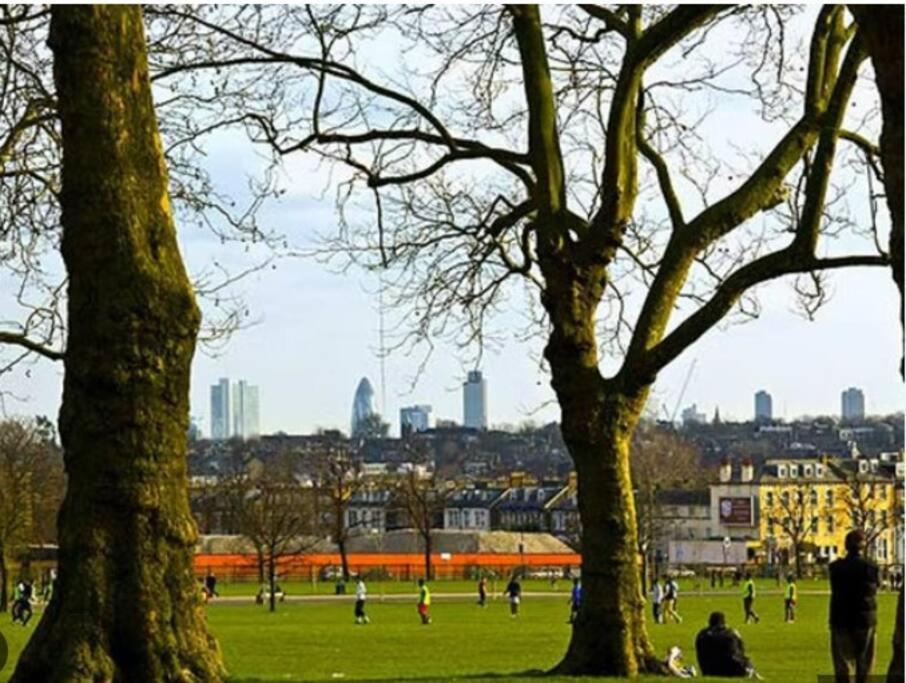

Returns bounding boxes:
[0,591,897,682]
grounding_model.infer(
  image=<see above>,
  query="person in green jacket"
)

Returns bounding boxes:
[784,574,797,623]
[417,578,431,625]
[742,572,760,624]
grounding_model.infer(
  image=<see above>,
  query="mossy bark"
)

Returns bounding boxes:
[11,6,224,682]
[541,269,661,677]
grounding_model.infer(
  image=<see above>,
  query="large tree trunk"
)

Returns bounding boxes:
[543,279,660,676]
[849,5,904,376]
[553,401,660,676]
[11,7,223,682]
[888,587,904,683]
[0,550,7,612]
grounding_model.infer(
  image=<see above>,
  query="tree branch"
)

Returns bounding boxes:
[0,332,64,361]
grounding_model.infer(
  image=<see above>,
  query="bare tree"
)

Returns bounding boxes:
[144,5,887,673]
[11,7,223,680]
[834,465,900,563]
[394,465,447,580]
[311,444,365,582]
[764,483,818,578]
[631,424,706,590]
[235,455,320,612]
[0,417,62,611]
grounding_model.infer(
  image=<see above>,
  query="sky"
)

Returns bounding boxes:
[1,6,903,436]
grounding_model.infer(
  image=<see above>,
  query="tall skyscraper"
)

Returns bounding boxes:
[233,380,261,439]
[463,370,487,429]
[351,377,377,437]
[400,405,432,436]
[754,390,773,422]
[210,378,231,440]
[841,387,865,421]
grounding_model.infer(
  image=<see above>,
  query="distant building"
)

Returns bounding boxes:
[463,370,488,430]
[681,403,707,426]
[841,387,866,421]
[232,380,260,439]
[400,405,432,437]
[755,390,773,422]
[351,377,377,437]
[210,377,259,440]
[210,378,231,440]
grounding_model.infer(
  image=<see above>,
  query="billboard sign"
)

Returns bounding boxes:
[719,497,753,525]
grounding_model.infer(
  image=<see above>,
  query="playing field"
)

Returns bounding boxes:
[0,589,898,682]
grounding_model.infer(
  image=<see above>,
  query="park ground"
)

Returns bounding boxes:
[0,583,898,682]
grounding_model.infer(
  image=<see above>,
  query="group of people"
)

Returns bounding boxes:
[650,575,683,624]
[682,529,883,680]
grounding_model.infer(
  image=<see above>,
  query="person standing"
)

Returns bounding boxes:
[568,577,582,624]
[664,575,683,624]
[505,574,522,617]
[417,578,432,625]
[354,578,370,624]
[204,570,218,599]
[784,575,797,623]
[477,576,488,608]
[742,572,760,624]
[829,530,879,683]
[651,576,664,624]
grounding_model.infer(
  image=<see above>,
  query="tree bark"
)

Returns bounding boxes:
[338,537,350,582]
[11,7,223,682]
[542,275,661,676]
[0,550,7,612]
[849,5,905,376]
[888,587,904,683]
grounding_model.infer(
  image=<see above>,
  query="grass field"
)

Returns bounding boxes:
[0,590,897,682]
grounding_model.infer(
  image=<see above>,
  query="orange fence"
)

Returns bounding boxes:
[194,552,581,581]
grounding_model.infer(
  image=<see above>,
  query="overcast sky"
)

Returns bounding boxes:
[2,6,903,436]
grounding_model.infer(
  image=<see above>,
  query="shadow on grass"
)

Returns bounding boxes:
[230,670,550,683]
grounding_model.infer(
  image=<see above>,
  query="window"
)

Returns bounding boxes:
[778,465,788,478]
[826,515,835,533]
[804,465,813,477]
[826,489,834,506]
[781,491,790,505]
[880,486,888,500]
[766,491,774,507]
[810,490,819,506]
[811,517,819,533]
[816,464,825,477]
[790,465,799,478]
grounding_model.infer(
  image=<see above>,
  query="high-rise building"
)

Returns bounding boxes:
[463,370,487,430]
[755,390,773,422]
[233,380,260,439]
[400,405,432,436]
[351,377,377,437]
[841,387,865,421]
[210,378,231,440]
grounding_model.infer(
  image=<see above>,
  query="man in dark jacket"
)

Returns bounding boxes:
[695,611,758,678]
[829,530,880,683]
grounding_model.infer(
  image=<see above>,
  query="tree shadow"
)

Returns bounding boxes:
[230,670,549,683]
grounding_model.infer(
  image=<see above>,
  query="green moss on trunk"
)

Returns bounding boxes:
[11,6,223,682]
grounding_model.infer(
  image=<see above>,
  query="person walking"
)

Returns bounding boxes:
[354,577,370,624]
[568,577,581,624]
[742,572,760,624]
[651,576,664,624]
[417,578,432,625]
[505,574,522,617]
[829,530,879,683]
[477,576,488,608]
[204,570,219,599]
[784,574,797,623]
[664,575,683,624]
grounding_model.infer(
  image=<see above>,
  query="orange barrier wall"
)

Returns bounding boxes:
[194,552,581,580]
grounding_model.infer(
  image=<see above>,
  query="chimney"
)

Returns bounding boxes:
[719,458,732,483]
[740,458,754,483]
[567,471,578,490]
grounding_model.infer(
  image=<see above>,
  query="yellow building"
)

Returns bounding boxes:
[710,455,903,568]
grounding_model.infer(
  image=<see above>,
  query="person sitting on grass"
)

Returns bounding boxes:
[417,578,432,625]
[695,611,761,679]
